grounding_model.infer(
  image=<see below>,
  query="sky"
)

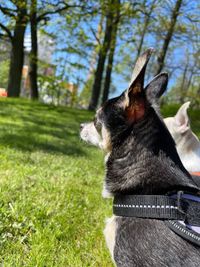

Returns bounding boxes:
[3,0,198,99]
[43,0,199,99]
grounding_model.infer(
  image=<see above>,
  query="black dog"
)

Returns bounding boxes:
[80,49,200,266]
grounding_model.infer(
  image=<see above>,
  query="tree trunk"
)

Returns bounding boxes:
[186,58,198,91]
[101,0,120,104]
[136,0,157,59]
[80,13,104,106]
[155,0,183,75]
[29,0,38,99]
[101,35,116,104]
[88,0,115,111]
[7,3,27,97]
[86,14,104,83]
[179,62,188,103]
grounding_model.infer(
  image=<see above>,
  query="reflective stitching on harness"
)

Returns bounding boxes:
[113,204,178,209]
[113,193,200,246]
[170,221,200,241]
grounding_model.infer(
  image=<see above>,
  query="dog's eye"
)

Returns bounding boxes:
[94,117,102,132]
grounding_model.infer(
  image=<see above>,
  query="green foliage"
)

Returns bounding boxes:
[38,73,79,107]
[164,76,200,108]
[0,60,9,89]
[38,74,64,105]
[79,75,94,108]
[0,0,199,107]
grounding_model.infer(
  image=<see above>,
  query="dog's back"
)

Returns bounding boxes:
[115,218,200,267]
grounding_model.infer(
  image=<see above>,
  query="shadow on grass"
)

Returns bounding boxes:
[0,99,93,156]
[0,132,85,156]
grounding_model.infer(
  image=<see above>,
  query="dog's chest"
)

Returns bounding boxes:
[104,216,117,261]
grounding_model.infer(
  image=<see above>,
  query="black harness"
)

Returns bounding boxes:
[113,190,200,247]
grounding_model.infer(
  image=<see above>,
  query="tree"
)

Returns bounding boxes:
[80,12,105,107]
[135,0,158,59]
[88,0,119,110]
[155,0,183,75]
[101,0,120,104]
[165,48,200,105]
[28,0,85,100]
[29,0,38,99]
[0,1,28,97]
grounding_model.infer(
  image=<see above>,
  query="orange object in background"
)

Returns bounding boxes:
[191,172,200,176]
[0,88,7,97]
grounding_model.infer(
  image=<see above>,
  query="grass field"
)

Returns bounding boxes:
[0,98,199,266]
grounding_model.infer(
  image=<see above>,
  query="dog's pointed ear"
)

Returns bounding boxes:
[127,48,154,97]
[124,48,154,123]
[175,101,190,133]
[145,73,168,103]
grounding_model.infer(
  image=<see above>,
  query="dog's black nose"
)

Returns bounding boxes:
[80,123,84,131]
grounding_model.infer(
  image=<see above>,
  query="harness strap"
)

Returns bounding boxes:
[113,194,184,220]
[166,221,200,247]
[113,192,200,247]
[113,193,200,225]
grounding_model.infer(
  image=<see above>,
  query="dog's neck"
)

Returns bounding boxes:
[105,109,196,195]
[176,130,200,172]
[176,129,200,152]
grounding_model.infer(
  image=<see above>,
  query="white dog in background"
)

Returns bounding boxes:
[164,102,200,173]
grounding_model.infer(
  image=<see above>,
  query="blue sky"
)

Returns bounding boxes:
[20,0,199,99]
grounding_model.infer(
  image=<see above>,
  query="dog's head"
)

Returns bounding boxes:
[80,48,197,194]
[164,102,191,143]
[80,48,168,152]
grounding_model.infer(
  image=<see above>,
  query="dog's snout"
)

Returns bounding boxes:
[80,123,85,131]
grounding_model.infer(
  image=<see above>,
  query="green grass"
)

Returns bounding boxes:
[0,99,199,266]
[0,98,112,266]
